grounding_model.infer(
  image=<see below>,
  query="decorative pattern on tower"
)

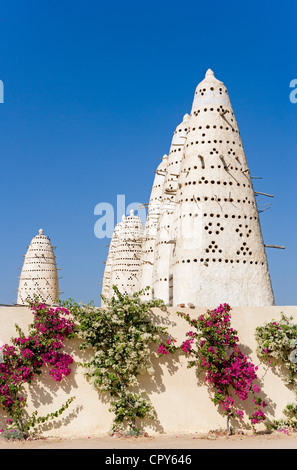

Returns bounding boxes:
[101,69,275,307]
[101,220,124,302]
[171,69,274,307]
[17,229,59,305]
[101,211,144,304]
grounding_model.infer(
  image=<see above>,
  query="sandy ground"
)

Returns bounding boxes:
[0,430,297,449]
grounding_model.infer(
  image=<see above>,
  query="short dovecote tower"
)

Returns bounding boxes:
[17,229,59,305]
[171,69,274,307]
[101,220,124,303]
[107,210,144,297]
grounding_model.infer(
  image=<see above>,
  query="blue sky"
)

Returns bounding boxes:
[0,0,296,305]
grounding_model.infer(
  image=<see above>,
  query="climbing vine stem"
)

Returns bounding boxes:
[0,301,75,439]
[158,304,267,433]
[62,286,170,434]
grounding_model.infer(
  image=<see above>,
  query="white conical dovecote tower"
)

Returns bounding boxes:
[152,114,190,303]
[17,229,59,305]
[101,220,124,305]
[139,154,168,299]
[170,69,274,307]
[109,210,144,296]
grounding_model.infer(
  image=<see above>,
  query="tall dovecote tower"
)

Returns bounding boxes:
[170,69,274,307]
[101,220,124,305]
[152,114,190,303]
[17,229,59,305]
[139,154,168,299]
[109,210,144,296]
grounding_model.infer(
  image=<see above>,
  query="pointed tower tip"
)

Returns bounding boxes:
[191,68,229,113]
[205,68,215,78]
